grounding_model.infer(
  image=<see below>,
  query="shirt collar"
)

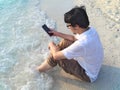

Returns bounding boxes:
[75,27,93,40]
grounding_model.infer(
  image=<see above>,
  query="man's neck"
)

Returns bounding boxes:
[77,27,89,34]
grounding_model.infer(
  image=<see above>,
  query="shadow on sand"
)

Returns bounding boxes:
[50,65,120,90]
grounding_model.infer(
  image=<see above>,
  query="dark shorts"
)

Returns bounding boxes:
[47,39,91,82]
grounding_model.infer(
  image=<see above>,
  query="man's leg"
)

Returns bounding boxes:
[36,53,58,72]
[36,39,73,72]
[57,59,91,82]
[36,59,52,72]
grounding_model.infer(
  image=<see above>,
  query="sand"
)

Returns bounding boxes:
[40,0,120,90]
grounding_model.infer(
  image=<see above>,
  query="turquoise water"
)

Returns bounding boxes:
[0,0,55,90]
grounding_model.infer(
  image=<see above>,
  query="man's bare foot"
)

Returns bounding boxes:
[36,60,52,72]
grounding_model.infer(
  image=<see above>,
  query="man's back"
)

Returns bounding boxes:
[74,27,104,82]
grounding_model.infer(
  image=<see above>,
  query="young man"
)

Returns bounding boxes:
[36,6,104,82]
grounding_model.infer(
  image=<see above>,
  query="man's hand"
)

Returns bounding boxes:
[49,29,59,36]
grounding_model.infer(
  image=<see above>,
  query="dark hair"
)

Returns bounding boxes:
[64,6,89,28]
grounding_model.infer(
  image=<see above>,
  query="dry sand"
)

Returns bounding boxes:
[41,0,120,90]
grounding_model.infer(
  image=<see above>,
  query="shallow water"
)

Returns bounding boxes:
[1,0,120,90]
[0,0,57,90]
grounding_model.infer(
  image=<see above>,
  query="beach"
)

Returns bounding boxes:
[0,0,120,90]
[41,0,120,90]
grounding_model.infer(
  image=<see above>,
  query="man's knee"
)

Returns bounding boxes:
[57,39,74,50]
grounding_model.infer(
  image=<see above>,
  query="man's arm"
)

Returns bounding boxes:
[48,42,66,60]
[49,30,77,42]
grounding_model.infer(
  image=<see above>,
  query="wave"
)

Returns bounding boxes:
[0,0,56,90]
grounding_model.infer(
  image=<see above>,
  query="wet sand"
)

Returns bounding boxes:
[40,0,120,90]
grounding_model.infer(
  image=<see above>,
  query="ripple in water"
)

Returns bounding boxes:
[0,0,57,90]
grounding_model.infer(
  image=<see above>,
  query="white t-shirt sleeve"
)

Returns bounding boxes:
[61,41,85,60]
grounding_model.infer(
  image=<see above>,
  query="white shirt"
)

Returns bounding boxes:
[62,27,104,82]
